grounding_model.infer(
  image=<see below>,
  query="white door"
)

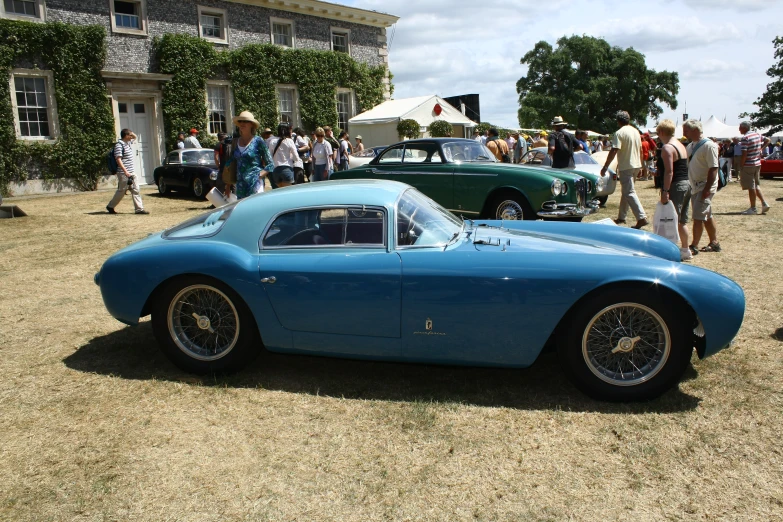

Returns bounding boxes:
[117,99,154,185]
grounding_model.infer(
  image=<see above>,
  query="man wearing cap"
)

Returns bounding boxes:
[532,132,548,148]
[184,128,201,149]
[548,116,582,169]
[600,110,648,229]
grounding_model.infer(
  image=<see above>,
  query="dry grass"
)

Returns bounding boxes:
[1,180,783,521]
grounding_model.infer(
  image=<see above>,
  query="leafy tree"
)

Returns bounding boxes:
[743,36,783,135]
[475,122,513,139]
[429,119,453,137]
[516,35,679,133]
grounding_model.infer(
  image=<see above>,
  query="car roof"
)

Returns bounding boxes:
[236,179,410,215]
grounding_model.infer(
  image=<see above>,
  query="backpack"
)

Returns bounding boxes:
[107,141,123,174]
[717,161,728,191]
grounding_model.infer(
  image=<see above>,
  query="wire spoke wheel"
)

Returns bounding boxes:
[495,199,524,220]
[167,284,240,361]
[192,177,204,197]
[582,302,671,387]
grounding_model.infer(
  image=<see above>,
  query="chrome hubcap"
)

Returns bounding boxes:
[582,303,670,386]
[496,200,524,220]
[193,179,203,196]
[167,284,240,361]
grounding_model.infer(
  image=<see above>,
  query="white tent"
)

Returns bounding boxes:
[348,95,477,148]
[701,116,738,139]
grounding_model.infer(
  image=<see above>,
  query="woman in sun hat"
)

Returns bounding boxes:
[354,135,365,153]
[225,111,274,199]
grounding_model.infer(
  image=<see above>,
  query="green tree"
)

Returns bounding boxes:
[743,36,783,135]
[397,119,420,139]
[516,35,679,133]
[429,119,453,137]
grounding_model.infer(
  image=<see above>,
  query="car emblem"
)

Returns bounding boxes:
[425,318,433,331]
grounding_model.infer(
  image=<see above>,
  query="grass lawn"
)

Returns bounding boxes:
[1,178,782,521]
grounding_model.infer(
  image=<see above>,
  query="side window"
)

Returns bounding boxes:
[166,151,180,164]
[377,146,404,164]
[402,143,442,164]
[182,151,198,164]
[263,207,385,248]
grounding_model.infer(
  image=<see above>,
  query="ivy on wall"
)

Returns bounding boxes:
[0,20,115,195]
[155,34,389,150]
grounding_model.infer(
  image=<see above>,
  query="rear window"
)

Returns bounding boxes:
[163,204,236,239]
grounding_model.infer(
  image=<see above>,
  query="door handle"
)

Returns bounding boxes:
[261,276,277,284]
[370,168,378,174]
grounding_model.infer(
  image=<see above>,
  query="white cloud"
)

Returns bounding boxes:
[682,59,747,79]
[590,17,741,52]
[682,0,769,11]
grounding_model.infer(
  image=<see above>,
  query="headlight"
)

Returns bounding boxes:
[596,175,607,191]
[551,179,563,197]
[209,170,218,180]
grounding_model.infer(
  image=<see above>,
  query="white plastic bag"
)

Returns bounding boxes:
[652,201,679,244]
[206,187,236,208]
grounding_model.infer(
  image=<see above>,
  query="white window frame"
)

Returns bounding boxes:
[205,80,234,136]
[1,0,45,21]
[330,27,351,55]
[109,0,148,36]
[270,17,295,48]
[275,84,299,128]
[197,5,228,45]
[9,68,59,142]
[336,88,355,133]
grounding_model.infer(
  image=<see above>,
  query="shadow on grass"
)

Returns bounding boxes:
[64,323,702,414]
[771,327,783,341]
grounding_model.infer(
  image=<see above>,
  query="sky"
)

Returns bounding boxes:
[341,0,782,132]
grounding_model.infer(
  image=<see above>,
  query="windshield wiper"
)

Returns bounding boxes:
[446,220,466,246]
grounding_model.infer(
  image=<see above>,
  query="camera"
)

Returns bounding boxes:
[125,174,135,194]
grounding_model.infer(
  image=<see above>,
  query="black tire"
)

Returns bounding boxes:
[151,276,261,374]
[488,193,535,220]
[557,287,693,401]
[192,177,206,199]
[158,177,170,195]
[597,195,608,207]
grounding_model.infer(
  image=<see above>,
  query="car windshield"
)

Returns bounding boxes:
[574,151,598,165]
[441,141,496,163]
[353,147,377,158]
[396,189,461,248]
[181,150,216,165]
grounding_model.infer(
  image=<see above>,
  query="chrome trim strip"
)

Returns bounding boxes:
[454,172,498,177]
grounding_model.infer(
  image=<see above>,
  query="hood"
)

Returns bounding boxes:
[465,220,681,262]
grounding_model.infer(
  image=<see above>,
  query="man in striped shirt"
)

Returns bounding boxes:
[106,128,148,214]
[739,121,770,215]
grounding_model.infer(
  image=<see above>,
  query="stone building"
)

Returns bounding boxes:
[1,0,397,185]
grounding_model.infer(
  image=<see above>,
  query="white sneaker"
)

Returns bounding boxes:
[762,203,771,214]
[680,247,693,261]
[741,207,758,215]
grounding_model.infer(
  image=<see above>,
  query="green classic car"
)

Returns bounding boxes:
[332,138,599,221]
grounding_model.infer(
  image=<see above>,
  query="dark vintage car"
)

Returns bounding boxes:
[332,138,599,221]
[154,148,223,199]
[761,150,783,179]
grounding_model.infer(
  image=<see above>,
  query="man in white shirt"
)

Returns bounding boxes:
[337,131,351,171]
[600,111,647,229]
[184,128,201,149]
[683,119,720,252]
[505,134,516,157]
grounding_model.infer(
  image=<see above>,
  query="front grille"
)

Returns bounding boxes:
[575,177,587,209]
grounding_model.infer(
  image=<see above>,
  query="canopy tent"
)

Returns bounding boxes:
[700,116,738,139]
[348,95,477,148]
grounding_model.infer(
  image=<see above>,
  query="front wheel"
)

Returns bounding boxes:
[557,288,693,401]
[489,194,534,220]
[151,277,260,374]
[158,178,170,195]
[192,177,206,199]
[597,195,608,207]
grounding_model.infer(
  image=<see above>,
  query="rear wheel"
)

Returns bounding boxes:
[192,177,205,199]
[158,178,170,195]
[558,288,693,401]
[151,276,260,374]
[489,193,534,220]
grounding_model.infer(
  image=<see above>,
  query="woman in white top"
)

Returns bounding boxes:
[268,124,299,188]
[310,127,333,182]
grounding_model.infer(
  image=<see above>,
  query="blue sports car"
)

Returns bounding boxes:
[95,180,745,401]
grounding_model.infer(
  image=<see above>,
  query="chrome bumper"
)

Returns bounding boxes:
[537,177,598,218]
[537,201,598,218]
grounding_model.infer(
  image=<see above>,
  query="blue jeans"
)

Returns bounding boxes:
[312,163,329,182]
[272,166,294,186]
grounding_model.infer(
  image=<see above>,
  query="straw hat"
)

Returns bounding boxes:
[355,135,363,140]
[232,111,260,128]
[551,116,568,126]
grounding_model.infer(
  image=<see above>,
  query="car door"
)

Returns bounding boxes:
[371,142,454,209]
[258,206,402,357]
[161,151,181,186]
[762,151,783,176]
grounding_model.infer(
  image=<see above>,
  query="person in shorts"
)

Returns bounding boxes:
[683,119,721,252]
[738,121,770,215]
[268,123,298,188]
[656,120,692,260]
